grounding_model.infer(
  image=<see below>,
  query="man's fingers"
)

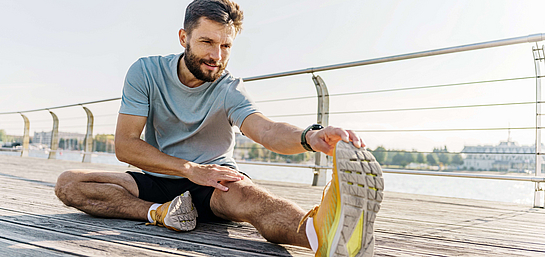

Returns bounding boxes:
[328,127,349,142]
[215,166,245,179]
[311,127,367,154]
[213,182,229,192]
[324,126,350,143]
[223,172,244,180]
[206,167,244,181]
[324,127,365,148]
[219,173,243,182]
[347,130,363,148]
[212,173,246,192]
[188,164,246,190]
[313,139,335,156]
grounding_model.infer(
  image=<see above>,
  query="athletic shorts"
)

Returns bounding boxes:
[127,166,250,222]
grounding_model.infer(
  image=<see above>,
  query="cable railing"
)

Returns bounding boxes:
[255,76,537,103]
[268,101,536,118]
[1,33,545,207]
[354,126,536,133]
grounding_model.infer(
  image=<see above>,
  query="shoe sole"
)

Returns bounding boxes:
[330,141,384,257]
[166,191,198,231]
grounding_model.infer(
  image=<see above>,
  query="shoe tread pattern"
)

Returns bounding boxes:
[333,141,383,257]
[166,191,199,231]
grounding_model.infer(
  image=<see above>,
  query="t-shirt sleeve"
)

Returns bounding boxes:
[119,59,150,117]
[225,79,260,128]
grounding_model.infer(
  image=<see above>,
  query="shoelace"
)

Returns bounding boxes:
[145,209,163,227]
[296,180,332,233]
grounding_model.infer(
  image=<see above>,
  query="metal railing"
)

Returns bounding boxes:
[1,33,545,207]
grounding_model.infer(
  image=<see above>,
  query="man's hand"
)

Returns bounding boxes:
[185,163,245,192]
[306,126,365,156]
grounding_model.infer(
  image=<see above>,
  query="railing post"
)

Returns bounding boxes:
[311,75,330,186]
[19,113,30,157]
[82,106,94,163]
[533,44,545,208]
[48,111,59,159]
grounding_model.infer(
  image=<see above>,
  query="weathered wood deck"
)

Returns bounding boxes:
[0,154,544,256]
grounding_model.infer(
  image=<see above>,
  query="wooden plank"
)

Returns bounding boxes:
[376,231,541,256]
[0,217,198,256]
[0,237,76,256]
[375,217,545,248]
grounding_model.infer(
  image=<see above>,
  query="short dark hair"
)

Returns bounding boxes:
[184,0,243,35]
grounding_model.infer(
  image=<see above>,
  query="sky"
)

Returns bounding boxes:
[1,0,545,152]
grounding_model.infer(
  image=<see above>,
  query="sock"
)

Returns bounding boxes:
[147,203,162,223]
[305,217,319,252]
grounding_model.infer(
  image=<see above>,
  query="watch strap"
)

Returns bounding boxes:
[301,124,324,152]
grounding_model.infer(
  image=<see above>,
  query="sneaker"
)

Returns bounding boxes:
[299,141,384,256]
[146,191,198,231]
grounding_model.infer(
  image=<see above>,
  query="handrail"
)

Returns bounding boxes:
[243,33,545,82]
[0,98,122,115]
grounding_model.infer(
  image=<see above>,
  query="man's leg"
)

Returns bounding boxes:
[210,178,310,247]
[55,169,150,220]
[210,141,383,256]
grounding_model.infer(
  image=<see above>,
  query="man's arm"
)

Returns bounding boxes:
[240,113,364,156]
[115,113,244,191]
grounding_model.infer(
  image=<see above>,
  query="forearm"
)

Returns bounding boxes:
[259,122,307,155]
[115,138,192,177]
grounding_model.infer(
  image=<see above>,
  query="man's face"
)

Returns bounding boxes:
[181,17,236,82]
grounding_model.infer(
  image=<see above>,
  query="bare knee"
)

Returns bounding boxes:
[211,179,275,221]
[55,170,81,206]
[55,169,97,206]
[55,169,138,207]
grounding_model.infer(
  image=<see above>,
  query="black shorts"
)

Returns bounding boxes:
[127,168,250,222]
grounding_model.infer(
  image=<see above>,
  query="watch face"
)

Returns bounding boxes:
[312,124,324,130]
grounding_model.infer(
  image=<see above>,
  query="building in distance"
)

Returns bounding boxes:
[462,141,543,173]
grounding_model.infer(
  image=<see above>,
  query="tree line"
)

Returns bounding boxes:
[370,146,464,168]
[0,129,18,144]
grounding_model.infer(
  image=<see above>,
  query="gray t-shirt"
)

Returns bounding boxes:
[119,53,259,179]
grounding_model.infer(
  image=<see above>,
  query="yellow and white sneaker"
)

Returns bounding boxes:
[147,191,198,232]
[300,141,384,256]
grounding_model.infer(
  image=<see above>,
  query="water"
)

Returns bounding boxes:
[238,164,535,205]
[0,150,536,205]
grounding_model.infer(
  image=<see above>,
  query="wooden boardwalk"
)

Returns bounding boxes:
[0,154,544,256]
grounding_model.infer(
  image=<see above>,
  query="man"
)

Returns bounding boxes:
[55,0,383,256]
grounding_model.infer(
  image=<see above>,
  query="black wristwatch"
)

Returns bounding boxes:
[301,124,324,152]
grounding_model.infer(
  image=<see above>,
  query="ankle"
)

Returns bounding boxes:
[147,203,162,222]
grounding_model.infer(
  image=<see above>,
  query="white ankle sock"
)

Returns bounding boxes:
[147,203,162,223]
[305,217,319,252]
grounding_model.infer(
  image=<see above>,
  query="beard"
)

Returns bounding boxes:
[183,43,227,82]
